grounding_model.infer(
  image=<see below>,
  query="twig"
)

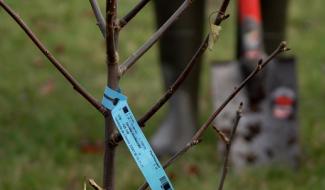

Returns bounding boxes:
[217,103,242,190]
[212,125,230,144]
[190,41,288,142]
[89,0,106,37]
[103,0,119,189]
[108,0,231,146]
[118,0,195,76]
[88,179,104,190]
[118,0,151,29]
[0,0,107,115]
[137,42,289,190]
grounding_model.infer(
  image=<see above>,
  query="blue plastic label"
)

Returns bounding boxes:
[102,87,174,190]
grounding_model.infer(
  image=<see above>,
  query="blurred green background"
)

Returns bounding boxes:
[0,0,324,189]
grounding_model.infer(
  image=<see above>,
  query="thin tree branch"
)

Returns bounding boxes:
[212,125,230,144]
[118,0,195,76]
[88,179,104,190]
[108,0,231,146]
[0,0,107,115]
[89,0,106,37]
[217,103,242,190]
[103,0,119,189]
[136,36,210,125]
[191,41,288,142]
[118,0,151,29]
[138,42,289,190]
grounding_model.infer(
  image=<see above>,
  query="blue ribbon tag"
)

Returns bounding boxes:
[102,87,174,190]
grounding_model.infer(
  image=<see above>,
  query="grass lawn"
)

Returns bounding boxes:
[0,0,324,189]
